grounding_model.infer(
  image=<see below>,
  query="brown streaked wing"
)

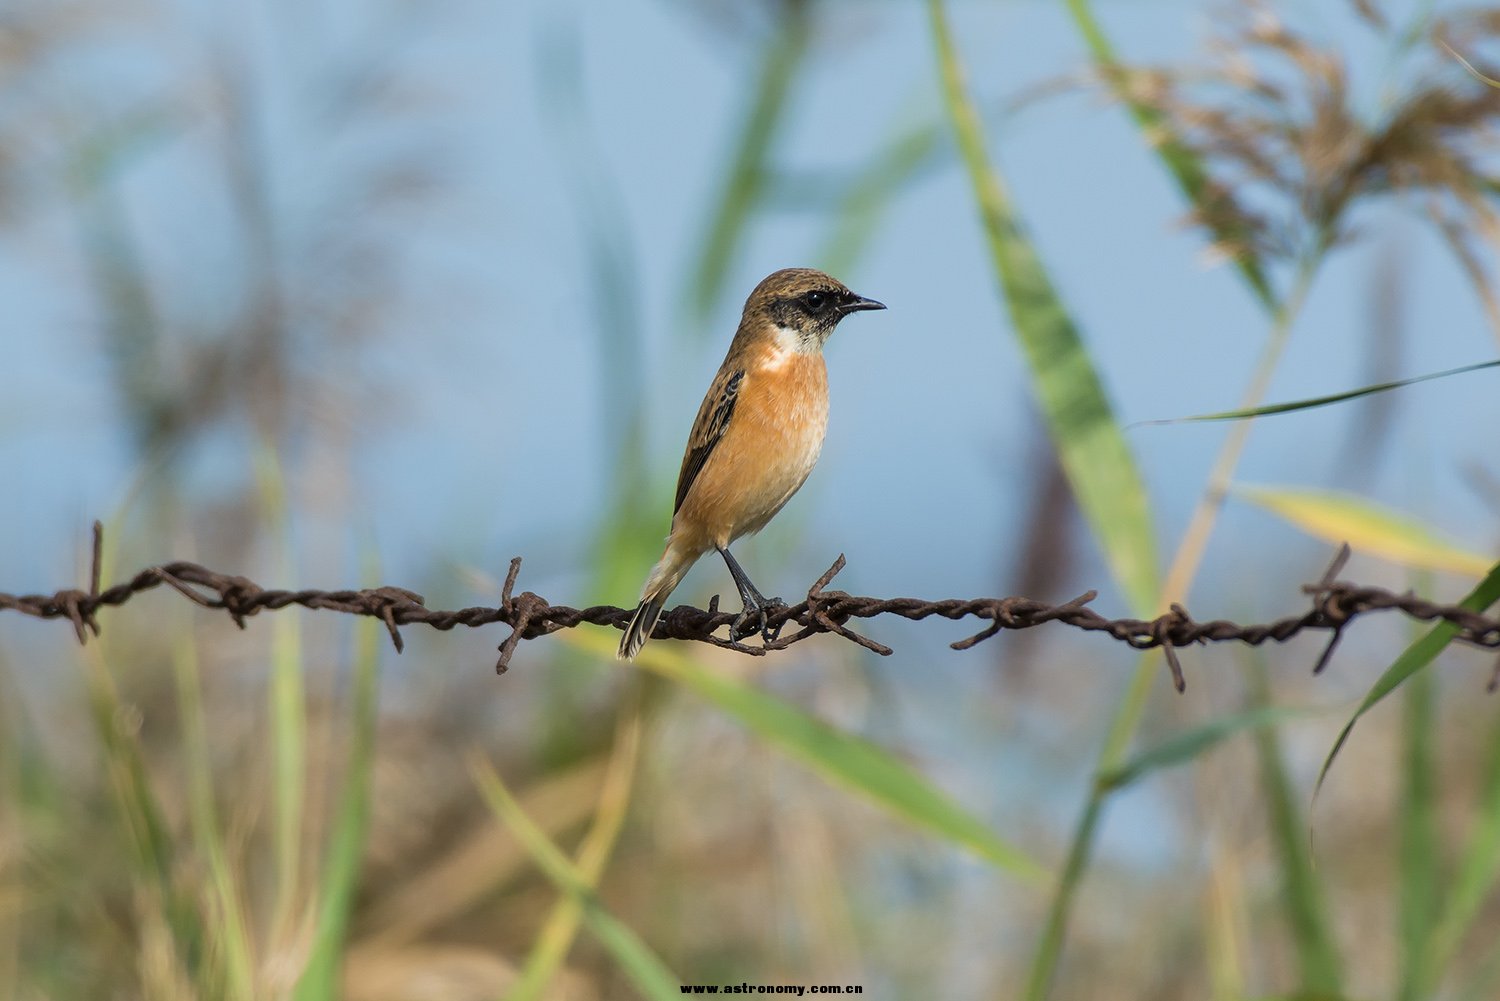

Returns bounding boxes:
[674,369,744,514]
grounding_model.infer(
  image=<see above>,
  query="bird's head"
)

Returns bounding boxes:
[742,267,885,350]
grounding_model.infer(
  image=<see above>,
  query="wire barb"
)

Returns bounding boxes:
[3,529,1499,682]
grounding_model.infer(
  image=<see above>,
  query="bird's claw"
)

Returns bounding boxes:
[728,607,763,643]
[763,597,786,642]
[730,597,786,645]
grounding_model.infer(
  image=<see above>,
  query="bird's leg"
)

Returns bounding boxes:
[716,546,785,644]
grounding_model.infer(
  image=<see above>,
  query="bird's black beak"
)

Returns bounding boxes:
[838,293,886,314]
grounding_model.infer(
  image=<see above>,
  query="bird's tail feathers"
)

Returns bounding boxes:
[618,551,692,660]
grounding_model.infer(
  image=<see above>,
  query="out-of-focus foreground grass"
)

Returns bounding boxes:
[5,2,1500,999]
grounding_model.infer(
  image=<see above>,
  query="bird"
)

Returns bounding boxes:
[618,267,885,660]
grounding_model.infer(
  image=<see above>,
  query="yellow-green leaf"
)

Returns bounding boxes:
[1237,486,1494,578]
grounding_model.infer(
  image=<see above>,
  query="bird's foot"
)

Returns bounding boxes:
[730,596,786,645]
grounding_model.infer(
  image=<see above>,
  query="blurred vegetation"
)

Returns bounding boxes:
[4,1,1500,999]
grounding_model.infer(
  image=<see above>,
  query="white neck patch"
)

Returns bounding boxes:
[764,324,814,366]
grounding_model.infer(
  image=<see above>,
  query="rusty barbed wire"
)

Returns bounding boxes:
[2,525,1499,689]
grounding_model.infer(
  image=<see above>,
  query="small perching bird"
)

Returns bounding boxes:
[618,267,885,660]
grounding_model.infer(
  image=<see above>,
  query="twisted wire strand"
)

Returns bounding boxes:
[3,525,1498,688]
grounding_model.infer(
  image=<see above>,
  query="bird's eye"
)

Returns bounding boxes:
[802,291,829,312]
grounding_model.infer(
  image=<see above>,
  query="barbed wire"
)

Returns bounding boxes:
[2,524,1498,690]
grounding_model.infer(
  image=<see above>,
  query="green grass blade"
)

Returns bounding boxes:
[570,631,1042,878]
[0,659,23,997]
[83,646,203,967]
[469,754,680,1001]
[1023,794,1103,1001]
[173,635,255,1000]
[507,698,643,1001]
[1024,647,1160,1001]
[929,6,1165,980]
[686,1,812,321]
[254,445,307,943]
[1061,0,1276,309]
[1236,486,1495,578]
[1096,705,1318,793]
[1248,666,1343,996]
[1420,670,1500,993]
[1317,561,1500,794]
[81,653,164,873]
[83,515,204,969]
[1141,359,1500,425]
[929,0,1159,615]
[293,555,384,1001]
[1397,667,1438,1001]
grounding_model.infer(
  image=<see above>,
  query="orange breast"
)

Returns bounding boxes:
[673,350,828,551]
